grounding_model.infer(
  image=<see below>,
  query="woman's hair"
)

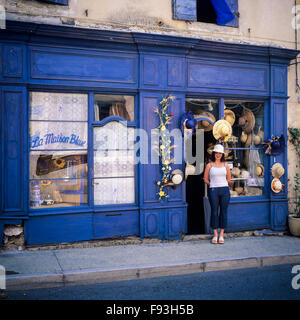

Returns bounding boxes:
[211,151,225,162]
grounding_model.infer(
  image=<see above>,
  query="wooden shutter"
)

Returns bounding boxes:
[224,0,239,27]
[172,0,197,21]
[38,0,68,5]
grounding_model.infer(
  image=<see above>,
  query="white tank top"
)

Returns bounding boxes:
[209,163,228,188]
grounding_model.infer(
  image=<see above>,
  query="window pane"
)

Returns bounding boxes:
[30,179,87,209]
[30,151,87,180]
[30,92,88,121]
[224,100,265,197]
[93,178,135,205]
[30,121,88,150]
[94,94,134,121]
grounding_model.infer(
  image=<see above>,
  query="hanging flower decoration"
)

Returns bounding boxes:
[154,95,176,201]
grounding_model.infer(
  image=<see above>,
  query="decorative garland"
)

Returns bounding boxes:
[154,95,175,200]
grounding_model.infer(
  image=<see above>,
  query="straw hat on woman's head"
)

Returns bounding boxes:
[238,108,255,133]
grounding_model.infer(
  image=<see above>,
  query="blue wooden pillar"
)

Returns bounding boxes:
[269,62,289,230]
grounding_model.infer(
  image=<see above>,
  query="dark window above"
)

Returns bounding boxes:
[38,0,68,5]
[172,0,239,27]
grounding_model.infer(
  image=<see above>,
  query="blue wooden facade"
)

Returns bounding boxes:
[0,21,298,245]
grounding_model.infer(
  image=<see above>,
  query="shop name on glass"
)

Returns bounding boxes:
[106,304,194,317]
[31,133,86,148]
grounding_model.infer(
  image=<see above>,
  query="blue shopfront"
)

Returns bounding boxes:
[0,21,298,245]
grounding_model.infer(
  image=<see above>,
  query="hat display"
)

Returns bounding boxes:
[240,131,248,144]
[271,178,283,193]
[224,109,236,126]
[271,163,285,178]
[231,167,240,177]
[238,108,255,133]
[235,186,244,195]
[213,119,232,141]
[240,170,250,179]
[255,164,264,177]
[263,135,285,156]
[180,111,197,135]
[195,111,216,132]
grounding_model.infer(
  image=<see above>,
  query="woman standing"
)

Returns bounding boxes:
[204,144,232,244]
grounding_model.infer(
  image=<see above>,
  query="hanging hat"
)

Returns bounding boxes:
[254,130,264,145]
[224,109,236,126]
[195,111,216,132]
[171,169,184,185]
[271,163,285,178]
[180,111,197,135]
[271,178,283,193]
[213,119,232,141]
[263,135,285,156]
[238,108,255,133]
[255,164,264,177]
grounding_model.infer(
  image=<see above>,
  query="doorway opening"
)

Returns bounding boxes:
[185,98,218,235]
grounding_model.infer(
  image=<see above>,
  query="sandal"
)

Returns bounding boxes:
[218,236,224,244]
[211,236,218,244]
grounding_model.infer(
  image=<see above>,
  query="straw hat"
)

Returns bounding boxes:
[240,170,250,179]
[235,186,244,195]
[271,163,285,178]
[240,131,248,144]
[255,164,264,177]
[224,109,236,126]
[254,130,264,145]
[238,108,255,133]
[231,167,240,177]
[171,169,184,185]
[271,178,283,193]
[213,119,232,141]
[195,111,216,132]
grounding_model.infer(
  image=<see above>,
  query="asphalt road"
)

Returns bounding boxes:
[3,264,300,300]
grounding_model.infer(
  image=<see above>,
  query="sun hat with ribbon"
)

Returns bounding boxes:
[271,163,285,178]
[255,163,264,177]
[224,109,236,126]
[271,178,284,193]
[213,119,232,141]
[194,111,216,132]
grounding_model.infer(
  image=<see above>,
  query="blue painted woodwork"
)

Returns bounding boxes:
[0,221,3,247]
[93,211,139,239]
[2,87,26,214]
[223,0,239,27]
[0,21,299,244]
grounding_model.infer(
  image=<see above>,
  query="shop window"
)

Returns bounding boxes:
[93,95,135,205]
[29,92,88,208]
[223,100,265,197]
[172,0,239,27]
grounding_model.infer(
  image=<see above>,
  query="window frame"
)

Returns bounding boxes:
[27,89,138,213]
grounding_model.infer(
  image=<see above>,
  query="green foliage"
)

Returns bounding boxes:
[288,128,300,217]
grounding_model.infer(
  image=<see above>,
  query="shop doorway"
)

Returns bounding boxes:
[185,98,218,235]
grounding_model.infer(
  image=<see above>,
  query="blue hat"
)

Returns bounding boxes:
[180,111,197,135]
[263,135,285,156]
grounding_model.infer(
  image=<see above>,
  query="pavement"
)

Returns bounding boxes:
[1,232,300,291]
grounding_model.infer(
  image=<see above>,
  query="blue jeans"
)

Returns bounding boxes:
[208,186,230,230]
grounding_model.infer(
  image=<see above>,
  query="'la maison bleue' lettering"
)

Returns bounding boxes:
[31,133,86,148]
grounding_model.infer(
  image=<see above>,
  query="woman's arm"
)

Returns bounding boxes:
[203,163,211,185]
[225,163,234,188]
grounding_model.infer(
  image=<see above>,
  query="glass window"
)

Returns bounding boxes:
[224,100,265,197]
[93,121,135,205]
[29,92,88,208]
[94,94,134,122]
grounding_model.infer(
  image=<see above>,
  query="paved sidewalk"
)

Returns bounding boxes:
[1,235,300,291]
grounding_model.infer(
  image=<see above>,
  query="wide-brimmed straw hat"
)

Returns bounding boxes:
[224,109,236,126]
[271,178,283,193]
[213,119,232,141]
[195,111,216,132]
[238,108,255,133]
[255,164,264,177]
[271,163,285,178]
[185,163,196,180]
[254,130,264,145]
